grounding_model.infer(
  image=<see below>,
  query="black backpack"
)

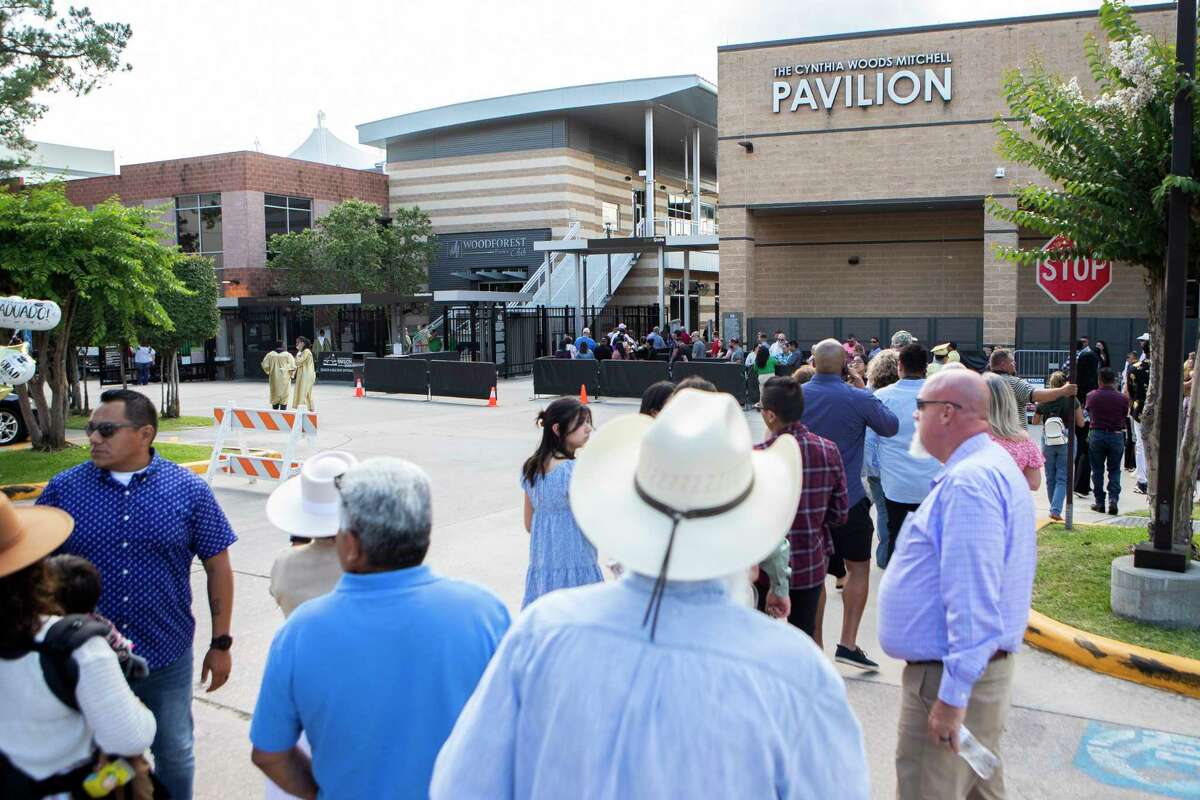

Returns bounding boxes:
[1129,361,1151,420]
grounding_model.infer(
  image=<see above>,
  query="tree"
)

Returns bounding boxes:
[0,1,131,174]
[267,199,435,295]
[0,183,180,450]
[986,0,1199,547]
[140,255,219,419]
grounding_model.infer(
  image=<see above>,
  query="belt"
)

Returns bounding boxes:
[1091,428,1122,433]
[906,651,1010,667]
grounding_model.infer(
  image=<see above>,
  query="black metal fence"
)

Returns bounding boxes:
[444,304,660,378]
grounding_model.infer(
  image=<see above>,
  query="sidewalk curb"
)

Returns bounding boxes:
[2,460,214,502]
[1025,519,1200,699]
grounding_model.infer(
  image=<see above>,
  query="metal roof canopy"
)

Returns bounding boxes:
[357,74,717,150]
[534,234,719,255]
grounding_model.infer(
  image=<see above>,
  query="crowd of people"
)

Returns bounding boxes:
[0,324,1155,799]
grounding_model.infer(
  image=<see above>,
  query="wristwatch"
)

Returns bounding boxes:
[210,634,233,651]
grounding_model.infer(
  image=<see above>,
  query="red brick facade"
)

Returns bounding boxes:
[64,151,388,208]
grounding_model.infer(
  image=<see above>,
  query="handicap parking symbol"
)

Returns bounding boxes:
[1074,721,1200,798]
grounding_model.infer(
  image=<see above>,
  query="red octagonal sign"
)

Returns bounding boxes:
[1036,234,1112,304]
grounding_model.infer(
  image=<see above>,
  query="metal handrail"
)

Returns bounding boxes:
[510,221,581,307]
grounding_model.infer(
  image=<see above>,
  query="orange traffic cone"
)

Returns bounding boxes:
[487,386,498,407]
[354,377,365,398]
[579,384,589,405]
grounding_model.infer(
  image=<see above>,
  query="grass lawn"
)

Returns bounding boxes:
[1125,504,1200,520]
[1035,523,1200,660]
[0,443,212,486]
[66,415,211,432]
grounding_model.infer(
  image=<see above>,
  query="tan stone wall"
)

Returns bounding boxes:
[717,6,1174,339]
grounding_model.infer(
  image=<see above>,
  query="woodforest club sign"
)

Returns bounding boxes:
[771,52,952,112]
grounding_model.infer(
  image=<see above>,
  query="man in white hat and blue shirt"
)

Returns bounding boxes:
[431,389,868,799]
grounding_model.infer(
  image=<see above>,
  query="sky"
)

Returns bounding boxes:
[25,0,1166,166]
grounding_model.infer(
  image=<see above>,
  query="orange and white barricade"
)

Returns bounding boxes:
[205,403,317,485]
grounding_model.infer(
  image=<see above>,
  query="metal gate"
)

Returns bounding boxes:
[336,307,390,356]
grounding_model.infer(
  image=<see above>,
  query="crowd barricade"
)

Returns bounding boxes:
[533,358,601,398]
[206,405,315,485]
[599,359,671,399]
[365,357,430,395]
[670,361,750,406]
[430,361,498,401]
[746,367,762,406]
[403,351,462,361]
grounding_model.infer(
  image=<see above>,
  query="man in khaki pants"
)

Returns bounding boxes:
[877,369,1037,798]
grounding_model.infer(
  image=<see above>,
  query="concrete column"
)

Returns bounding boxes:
[716,207,756,330]
[644,107,655,236]
[657,245,666,329]
[691,127,701,234]
[983,198,1019,347]
[683,250,691,331]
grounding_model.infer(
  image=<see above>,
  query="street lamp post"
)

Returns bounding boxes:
[1136,0,1195,572]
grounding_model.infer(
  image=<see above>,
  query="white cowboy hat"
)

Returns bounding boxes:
[266,451,359,537]
[1136,332,1151,342]
[570,388,801,582]
[0,493,73,578]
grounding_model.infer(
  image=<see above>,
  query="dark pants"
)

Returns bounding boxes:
[1074,423,1092,493]
[132,652,194,800]
[788,585,824,639]
[1090,430,1125,509]
[1124,419,1137,470]
[884,498,922,565]
[137,363,150,385]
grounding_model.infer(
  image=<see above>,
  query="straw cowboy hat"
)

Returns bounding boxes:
[266,451,359,537]
[0,494,74,578]
[571,388,802,583]
[930,343,951,356]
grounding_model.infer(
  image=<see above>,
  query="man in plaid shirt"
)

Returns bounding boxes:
[757,376,849,644]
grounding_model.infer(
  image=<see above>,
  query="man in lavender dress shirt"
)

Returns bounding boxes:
[877,369,1036,800]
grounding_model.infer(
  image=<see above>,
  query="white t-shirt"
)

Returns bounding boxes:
[0,617,155,781]
[107,469,144,486]
[133,347,154,365]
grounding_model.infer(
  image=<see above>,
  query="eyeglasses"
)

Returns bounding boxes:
[85,422,141,438]
[914,399,963,413]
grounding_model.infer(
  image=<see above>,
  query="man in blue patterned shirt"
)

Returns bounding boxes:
[37,389,237,800]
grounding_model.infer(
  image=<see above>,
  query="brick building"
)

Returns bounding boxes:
[64,150,388,297]
[716,4,1174,357]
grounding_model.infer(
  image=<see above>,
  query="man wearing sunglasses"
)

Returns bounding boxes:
[878,370,1036,799]
[37,389,237,800]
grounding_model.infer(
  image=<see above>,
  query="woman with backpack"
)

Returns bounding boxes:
[520,397,602,608]
[0,494,156,798]
[1034,371,1085,521]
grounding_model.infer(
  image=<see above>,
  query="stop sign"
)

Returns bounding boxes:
[1036,234,1112,304]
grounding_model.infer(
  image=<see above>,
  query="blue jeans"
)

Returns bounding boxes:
[132,652,194,800]
[867,475,890,568]
[1043,443,1068,516]
[137,364,150,385]
[1089,430,1126,509]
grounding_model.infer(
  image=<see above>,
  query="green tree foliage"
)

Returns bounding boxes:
[0,1,131,174]
[140,255,219,418]
[0,183,180,450]
[267,199,435,295]
[986,0,1199,545]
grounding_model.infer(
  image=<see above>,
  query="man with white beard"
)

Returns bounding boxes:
[867,344,942,566]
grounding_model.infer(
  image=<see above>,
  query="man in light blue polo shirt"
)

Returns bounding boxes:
[249,457,510,799]
[867,343,942,566]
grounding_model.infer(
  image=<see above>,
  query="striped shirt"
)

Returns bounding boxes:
[757,422,848,590]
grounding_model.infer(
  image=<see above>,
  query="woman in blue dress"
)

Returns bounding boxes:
[521,396,601,608]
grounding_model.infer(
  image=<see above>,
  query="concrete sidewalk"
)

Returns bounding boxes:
[59,378,1200,798]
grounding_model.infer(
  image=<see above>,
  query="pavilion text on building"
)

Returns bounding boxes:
[771,52,953,112]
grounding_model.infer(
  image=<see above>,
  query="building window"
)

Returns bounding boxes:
[265,195,313,254]
[176,193,222,269]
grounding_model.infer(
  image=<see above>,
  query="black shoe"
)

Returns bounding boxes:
[1108,505,1119,515]
[1075,491,1090,499]
[1134,483,1148,495]
[835,644,879,671]
[1090,503,1105,513]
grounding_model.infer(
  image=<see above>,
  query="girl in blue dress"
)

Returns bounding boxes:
[520,397,601,608]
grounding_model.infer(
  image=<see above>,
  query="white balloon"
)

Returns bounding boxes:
[0,296,61,331]
[0,350,35,385]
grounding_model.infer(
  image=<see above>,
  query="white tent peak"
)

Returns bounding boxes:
[289,114,380,170]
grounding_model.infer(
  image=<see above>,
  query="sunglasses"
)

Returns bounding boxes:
[915,399,963,413]
[85,421,142,438]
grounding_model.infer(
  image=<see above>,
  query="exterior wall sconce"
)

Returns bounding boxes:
[737,140,754,152]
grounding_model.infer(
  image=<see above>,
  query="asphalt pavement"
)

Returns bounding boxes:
[47,377,1200,799]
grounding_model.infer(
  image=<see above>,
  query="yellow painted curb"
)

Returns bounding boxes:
[1026,519,1200,699]
[0,452,281,502]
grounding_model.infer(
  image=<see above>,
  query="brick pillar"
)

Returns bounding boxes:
[718,207,756,327]
[983,199,1019,347]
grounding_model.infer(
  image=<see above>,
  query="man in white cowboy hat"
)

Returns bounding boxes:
[266,451,356,617]
[431,389,869,799]
[249,457,510,800]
